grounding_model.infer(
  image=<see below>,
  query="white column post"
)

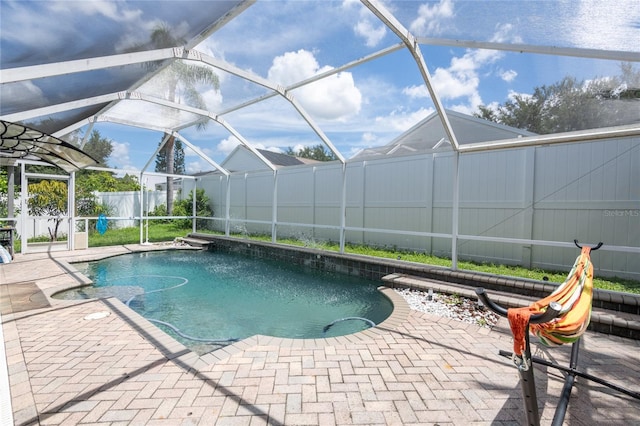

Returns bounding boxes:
[451,152,460,270]
[69,172,75,250]
[272,170,278,243]
[340,162,347,253]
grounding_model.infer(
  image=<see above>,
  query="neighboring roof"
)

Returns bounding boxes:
[257,149,311,167]
[218,146,319,173]
[351,110,537,160]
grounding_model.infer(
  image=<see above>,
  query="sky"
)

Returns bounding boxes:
[1,0,639,176]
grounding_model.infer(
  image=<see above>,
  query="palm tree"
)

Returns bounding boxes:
[147,24,219,215]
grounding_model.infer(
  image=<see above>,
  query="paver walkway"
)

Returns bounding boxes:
[1,245,639,425]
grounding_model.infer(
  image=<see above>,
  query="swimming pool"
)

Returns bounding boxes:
[54,250,393,354]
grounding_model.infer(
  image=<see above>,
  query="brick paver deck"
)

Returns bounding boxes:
[1,245,639,425]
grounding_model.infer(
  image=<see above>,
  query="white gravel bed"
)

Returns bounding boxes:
[395,287,500,328]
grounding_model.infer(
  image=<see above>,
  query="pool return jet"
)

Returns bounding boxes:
[476,240,640,426]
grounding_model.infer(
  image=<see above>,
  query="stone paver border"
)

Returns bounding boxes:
[2,244,639,425]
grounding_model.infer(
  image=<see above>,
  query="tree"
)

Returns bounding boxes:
[0,168,8,222]
[284,144,338,161]
[0,168,7,194]
[82,130,113,166]
[475,63,640,134]
[155,137,185,175]
[27,180,67,241]
[147,24,220,215]
[74,130,139,217]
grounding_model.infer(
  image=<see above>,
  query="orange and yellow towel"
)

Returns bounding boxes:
[508,246,594,356]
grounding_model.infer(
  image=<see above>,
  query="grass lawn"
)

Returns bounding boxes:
[269,236,640,295]
[88,223,193,247]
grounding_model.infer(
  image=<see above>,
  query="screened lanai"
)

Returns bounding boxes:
[1,0,639,277]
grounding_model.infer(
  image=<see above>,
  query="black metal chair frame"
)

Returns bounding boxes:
[475,240,640,426]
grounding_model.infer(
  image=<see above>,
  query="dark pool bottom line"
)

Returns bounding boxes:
[117,272,379,346]
[95,286,411,367]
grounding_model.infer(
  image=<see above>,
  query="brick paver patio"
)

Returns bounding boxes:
[1,245,639,425]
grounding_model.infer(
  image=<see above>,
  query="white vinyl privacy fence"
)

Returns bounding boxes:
[51,136,638,279]
[197,136,639,280]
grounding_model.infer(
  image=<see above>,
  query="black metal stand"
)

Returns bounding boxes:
[477,288,562,426]
[476,240,639,425]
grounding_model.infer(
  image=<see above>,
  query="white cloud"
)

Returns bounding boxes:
[342,106,432,159]
[268,50,362,121]
[404,23,519,112]
[216,136,242,155]
[268,50,319,85]
[110,141,135,170]
[432,66,479,100]
[448,102,478,116]
[567,1,640,51]
[186,161,202,174]
[507,90,533,102]
[0,81,47,111]
[377,107,433,132]
[402,85,429,99]
[44,1,148,52]
[353,4,387,48]
[186,160,216,174]
[409,0,455,35]
[200,87,224,111]
[500,69,518,82]
[354,19,387,47]
[48,0,142,22]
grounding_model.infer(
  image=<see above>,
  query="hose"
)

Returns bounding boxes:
[117,275,238,345]
[146,318,239,344]
[323,316,375,333]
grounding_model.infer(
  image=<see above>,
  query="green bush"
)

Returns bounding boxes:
[149,189,213,229]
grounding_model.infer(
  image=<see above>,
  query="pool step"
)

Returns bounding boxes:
[177,237,211,248]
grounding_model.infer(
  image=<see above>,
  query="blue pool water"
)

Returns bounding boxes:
[55,250,393,354]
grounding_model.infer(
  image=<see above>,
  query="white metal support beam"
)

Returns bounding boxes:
[142,133,172,174]
[36,90,272,173]
[417,37,640,62]
[213,116,277,171]
[183,0,256,50]
[4,42,353,166]
[217,42,406,116]
[0,48,180,83]
[286,95,346,163]
[458,124,640,153]
[173,131,229,176]
[1,93,121,123]
[79,119,96,149]
[360,0,460,151]
[197,51,346,163]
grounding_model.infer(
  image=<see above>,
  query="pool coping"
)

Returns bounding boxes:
[41,246,412,371]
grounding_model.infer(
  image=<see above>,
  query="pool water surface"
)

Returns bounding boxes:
[54,250,393,354]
